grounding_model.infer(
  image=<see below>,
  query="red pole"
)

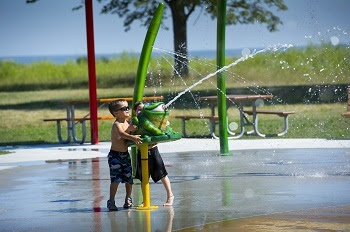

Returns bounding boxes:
[85,0,99,144]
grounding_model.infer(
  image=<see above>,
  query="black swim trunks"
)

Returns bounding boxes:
[108,150,133,184]
[135,146,168,183]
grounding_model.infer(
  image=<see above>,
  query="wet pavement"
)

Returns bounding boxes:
[181,205,350,231]
[1,140,350,231]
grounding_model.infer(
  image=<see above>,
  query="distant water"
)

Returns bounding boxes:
[0,49,245,64]
[0,53,122,64]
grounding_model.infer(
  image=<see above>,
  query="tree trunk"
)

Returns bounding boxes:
[169,3,189,76]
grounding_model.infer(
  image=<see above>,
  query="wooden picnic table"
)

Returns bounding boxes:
[199,94,273,117]
[44,96,163,144]
[176,94,294,138]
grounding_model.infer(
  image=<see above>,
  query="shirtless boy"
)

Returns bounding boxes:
[107,99,142,211]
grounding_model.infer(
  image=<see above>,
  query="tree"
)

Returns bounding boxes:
[27,0,288,76]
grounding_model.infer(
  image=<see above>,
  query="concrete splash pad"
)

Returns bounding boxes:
[0,139,350,231]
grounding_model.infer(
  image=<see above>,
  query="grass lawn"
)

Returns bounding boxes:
[0,89,349,146]
[0,150,12,155]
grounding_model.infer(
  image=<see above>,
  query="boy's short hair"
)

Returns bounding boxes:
[109,99,127,117]
[133,101,144,111]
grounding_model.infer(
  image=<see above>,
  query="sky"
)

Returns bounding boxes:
[0,0,349,57]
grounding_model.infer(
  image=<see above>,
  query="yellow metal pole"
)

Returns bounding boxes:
[143,210,151,232]
[137,143,158,210]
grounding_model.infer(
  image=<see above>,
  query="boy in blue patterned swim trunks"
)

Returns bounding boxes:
[107,99,142,211]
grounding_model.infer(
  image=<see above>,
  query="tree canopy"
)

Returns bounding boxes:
[27,0,288,76]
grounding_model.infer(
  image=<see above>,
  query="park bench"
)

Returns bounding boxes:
[175,109,295,138]
[174,115,218,138]
[174,94,295,138]
[341,88,350,118]
[44,96,163,144]
[44,115,115,144]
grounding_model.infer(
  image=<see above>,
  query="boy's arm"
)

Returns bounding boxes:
[115,122,142,144]
[126,123,138,134]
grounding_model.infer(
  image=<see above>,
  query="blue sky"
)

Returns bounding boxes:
[0,0,349,57]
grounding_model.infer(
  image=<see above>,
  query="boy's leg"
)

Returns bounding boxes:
[123,183,133,209]
[148,147,173,206]
[161,176,174,206]
[125,183,132,199]
[108,182,119,211]
[123,152,133,209]
[109,182,119,200]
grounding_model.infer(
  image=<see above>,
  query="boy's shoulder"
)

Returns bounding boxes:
[112,119,129,130]
[113,118,124,124]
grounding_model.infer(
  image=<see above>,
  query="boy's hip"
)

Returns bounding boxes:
[108,150,130,159]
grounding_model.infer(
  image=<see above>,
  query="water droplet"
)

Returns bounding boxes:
[229,122,238,131]
[255,99,265,107]
[330,36,339,45]
[241,48,251,57]
[244,189,254,198]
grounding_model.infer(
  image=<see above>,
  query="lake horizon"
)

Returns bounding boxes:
[0,48,256,64]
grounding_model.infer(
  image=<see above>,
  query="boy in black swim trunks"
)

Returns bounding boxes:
[133,101,174,206]
[107,99,142,211]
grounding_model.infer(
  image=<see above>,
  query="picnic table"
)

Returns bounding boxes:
[44,96,163,144]
[175,94,295,138]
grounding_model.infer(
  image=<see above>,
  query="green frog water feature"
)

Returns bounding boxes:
[131,102,181,144]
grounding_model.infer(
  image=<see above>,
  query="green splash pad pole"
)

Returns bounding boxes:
[132,4,163,107]
[217,0,231,156]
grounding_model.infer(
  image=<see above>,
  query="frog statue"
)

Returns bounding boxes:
[131,102,181,144]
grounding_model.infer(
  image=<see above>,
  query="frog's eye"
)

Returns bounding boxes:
[153,104,165,112]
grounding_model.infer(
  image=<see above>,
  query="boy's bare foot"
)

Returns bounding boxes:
[163,195,174,206]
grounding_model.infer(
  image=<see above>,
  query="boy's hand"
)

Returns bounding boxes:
[133,135,142,145]
[128,124,138,132]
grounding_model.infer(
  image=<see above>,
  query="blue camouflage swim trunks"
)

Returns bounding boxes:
[108,150,133,184]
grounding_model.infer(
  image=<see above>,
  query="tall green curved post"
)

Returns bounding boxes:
[132,3,164,108]
[217,0,231,155]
